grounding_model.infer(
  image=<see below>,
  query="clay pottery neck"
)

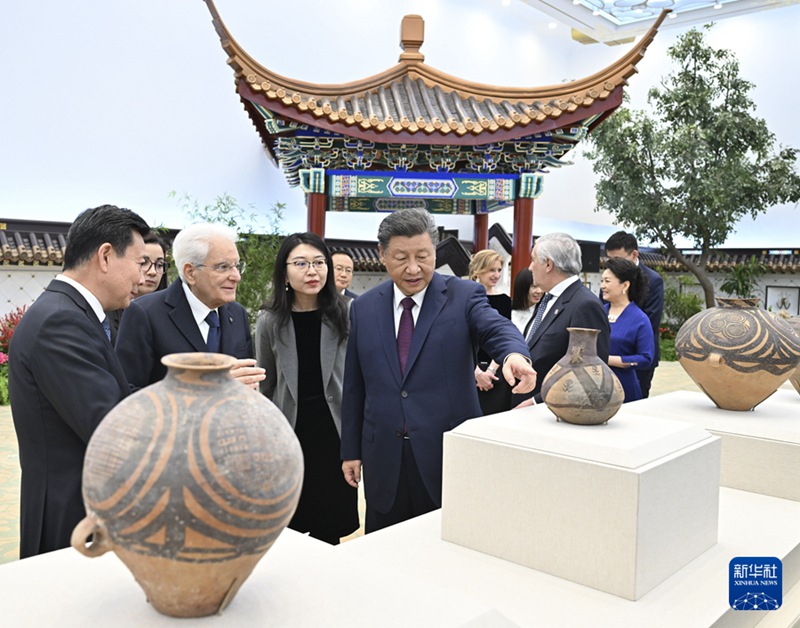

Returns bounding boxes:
[716,297,760,308]
[161,351,237,389]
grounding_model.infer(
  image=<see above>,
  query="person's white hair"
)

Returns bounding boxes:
[533,233,582,277]
[173,223,238,282]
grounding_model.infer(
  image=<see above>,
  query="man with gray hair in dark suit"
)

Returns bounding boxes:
[516,232,610,407]
[115,222,264,389]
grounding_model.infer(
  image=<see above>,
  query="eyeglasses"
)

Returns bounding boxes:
[139,259,169,274]
[333,265,353,275]
[287,260,327,271]
[197,261,246,275]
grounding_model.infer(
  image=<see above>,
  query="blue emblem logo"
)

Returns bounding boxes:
[729,557,782,611]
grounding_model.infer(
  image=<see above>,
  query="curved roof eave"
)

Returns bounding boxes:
[203,0,666,139]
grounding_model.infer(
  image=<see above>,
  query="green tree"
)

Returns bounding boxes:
[171,192,285,325]
[586,25,800,308]
[719,255,767,299]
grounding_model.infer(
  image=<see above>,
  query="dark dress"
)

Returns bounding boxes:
[477,292,513,415]
[605,302,654,403]
[289,311,359,544]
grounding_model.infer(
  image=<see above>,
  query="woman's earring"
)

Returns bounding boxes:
[285,283,289,292]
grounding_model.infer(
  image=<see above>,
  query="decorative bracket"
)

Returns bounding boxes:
[519,173,544,199]
[299,168,326,194]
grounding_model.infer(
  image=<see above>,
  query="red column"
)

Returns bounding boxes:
[473,213,488,253]
[307,193,327,237]
[511,197,533,299]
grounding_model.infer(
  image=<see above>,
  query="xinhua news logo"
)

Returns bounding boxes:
[729,557,782,611]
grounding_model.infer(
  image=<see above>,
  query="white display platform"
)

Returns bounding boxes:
[0,530,506,627]
[2,490,799,626]
[340,489,800,628]
[441,405,720,600]
[631,389,800,501]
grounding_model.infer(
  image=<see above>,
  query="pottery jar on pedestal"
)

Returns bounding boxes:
[675,298,800,410]
[786,316,800,396]
[71,353,304,617]
[541,327,624,425]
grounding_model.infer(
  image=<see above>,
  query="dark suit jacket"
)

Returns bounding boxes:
[8,280,131,558]
[526,279,610,403]
[115,279,253,388]
[340,273,530,513]
[344,288,359,300]
[640,263,664,366]
[255,309,346,435]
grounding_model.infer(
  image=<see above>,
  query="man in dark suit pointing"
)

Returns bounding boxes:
[341,208,536,533]
[9,205,150,557]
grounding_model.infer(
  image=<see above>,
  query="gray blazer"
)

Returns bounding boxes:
[255,309,346,436]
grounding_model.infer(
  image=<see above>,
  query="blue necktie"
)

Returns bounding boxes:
[101,316,111,341]
[525,293,552,343]
[206,310,220,353]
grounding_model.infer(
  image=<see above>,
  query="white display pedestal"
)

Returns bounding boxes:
[0,530,502,627]
[2,490,800,626]
[441,405,720,600]
[631,389,800,501]
[340,490,800,628]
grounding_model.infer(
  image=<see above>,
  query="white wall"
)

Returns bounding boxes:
[1,268,61,317]
[1,0,798,246]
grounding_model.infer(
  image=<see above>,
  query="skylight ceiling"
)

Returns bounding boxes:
[518,0,800,43]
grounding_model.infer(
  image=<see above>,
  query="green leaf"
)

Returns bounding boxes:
[585,24,800,307]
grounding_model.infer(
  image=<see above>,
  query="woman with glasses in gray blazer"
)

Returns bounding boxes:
[255,232,358,545]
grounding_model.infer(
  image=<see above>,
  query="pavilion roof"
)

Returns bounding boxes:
[203,2,667,145]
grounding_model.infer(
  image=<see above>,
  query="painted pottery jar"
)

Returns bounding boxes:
[541,327,624,425]
[675,298,800,411]
[71,353,303,617]
[787,316,800,396]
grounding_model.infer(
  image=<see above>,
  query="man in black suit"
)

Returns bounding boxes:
[517,232,610,406]
[115,223,264,389]
[9,205,150,557]
[331,250,359,300]
[603,231,664,398]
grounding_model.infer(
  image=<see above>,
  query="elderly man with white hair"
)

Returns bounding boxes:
[116,223,264,389]
[515,232,610,406]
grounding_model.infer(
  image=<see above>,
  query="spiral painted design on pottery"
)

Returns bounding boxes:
[82,369,303,563]
[676,303,800,376]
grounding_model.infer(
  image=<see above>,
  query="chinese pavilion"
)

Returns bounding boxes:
[203,1,666,282]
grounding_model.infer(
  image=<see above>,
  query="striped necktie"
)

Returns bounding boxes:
[525,293,552,343]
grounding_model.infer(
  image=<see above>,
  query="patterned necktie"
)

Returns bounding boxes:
[101,316,111,341]
[397,297,415,376]
[525,293,552,343]
[206,310,221,353]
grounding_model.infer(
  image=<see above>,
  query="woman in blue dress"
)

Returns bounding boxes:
[600,257,654,402]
